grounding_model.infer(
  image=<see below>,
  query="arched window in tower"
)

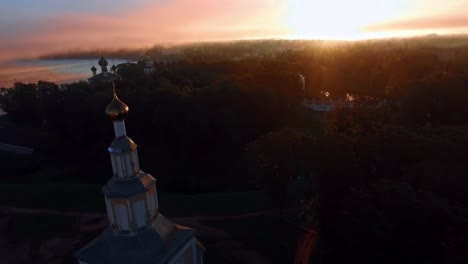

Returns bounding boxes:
[105,198,115,225]
[147,185,157,218]
[114,203,130,230]
[110,155,117,177]
[114,154,125,179]
[132,199,147,228]
[131,150,140,173]
[124,153,133,177]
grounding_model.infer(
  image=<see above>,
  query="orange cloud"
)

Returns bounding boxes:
[365,14,468,32]
[6,0,468,63]
[0,0,288,61]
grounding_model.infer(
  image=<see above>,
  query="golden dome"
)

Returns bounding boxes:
[105,84,129,121]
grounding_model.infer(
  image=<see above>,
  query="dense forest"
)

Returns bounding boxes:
[2,37,468,263]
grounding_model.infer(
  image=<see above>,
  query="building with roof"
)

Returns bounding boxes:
[160,48,184,63]
[88,57,120,86]
[75,84,204,264]
[299,74,354,112]
[144,51,156,76]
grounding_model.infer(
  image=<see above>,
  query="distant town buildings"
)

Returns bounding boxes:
[74,85,204,264]
[160,48,184,63]
[303,99,354,112]
[88,56,120,85]
[436,50,455,62]
[143,51,156,76]
[299,74,354,112]
[161,48,182,56]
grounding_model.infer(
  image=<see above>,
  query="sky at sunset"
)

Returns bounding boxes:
[1,0,468,61]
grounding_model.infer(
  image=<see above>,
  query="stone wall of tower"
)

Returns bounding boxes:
[104,179,158,235]
[170,238,202,264]
[109,149,140,179]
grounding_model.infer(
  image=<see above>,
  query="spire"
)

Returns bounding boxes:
[105,82,129,123]
[75,77,205,263]
[144,48,155,76]
[99,56,109,72]
[112,82,117,98]
[106,83,139,180]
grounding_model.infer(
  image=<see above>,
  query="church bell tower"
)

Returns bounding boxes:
[74,83,204,264]
[102,85,159,234]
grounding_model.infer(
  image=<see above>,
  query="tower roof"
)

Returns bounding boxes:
[108,136,137,153]
[105,84,129,121]
[74,216,197,264]
[91,65,97,71]
[102,173,152,198]
[98,56,109,67]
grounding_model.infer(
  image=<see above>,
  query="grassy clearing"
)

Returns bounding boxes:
[0,182,105,212]
[0,115,13,127]
[206,215,303,264]
[2,213,78,242]
[160,190,275,217]
[0,182,276,217]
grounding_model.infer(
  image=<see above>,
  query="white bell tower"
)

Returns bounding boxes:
[75,82,204,264]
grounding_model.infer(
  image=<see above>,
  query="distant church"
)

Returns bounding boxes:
[88,56,120,85]
[75,85,205,264]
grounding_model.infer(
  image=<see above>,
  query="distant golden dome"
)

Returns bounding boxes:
[105,85,129,121]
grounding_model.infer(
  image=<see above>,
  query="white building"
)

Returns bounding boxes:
[75,85,204,264]
[160,48,184,63]
[303,100,353,112]
[161,49,181,56]
[88,57,120,85]
[144,51,156,76]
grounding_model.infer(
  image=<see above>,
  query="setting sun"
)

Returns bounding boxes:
[286,0,409,40]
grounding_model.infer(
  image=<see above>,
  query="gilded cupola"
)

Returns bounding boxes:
[105,84,129,121]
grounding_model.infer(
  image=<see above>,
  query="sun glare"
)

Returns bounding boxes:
[286,0,409,40]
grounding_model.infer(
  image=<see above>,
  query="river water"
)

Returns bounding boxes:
[0,59,131,88]
[0,58,132,115]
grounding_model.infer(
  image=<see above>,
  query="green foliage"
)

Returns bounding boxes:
[321,180,468,263]
[207,215,300,264]
[325,101,397,137]
[0,60,306,189]
[402,74,468,126]
[117,62,146,80]
[0,182,274,216]
[0,83,41,124]
[2,38,468,262]
[309,102,468,263]
[247,128,311,200]
[4,214,77,241]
